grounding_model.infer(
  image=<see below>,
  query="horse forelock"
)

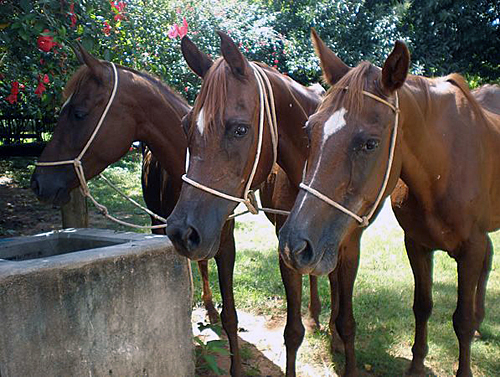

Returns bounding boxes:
[62,66,89,101]
[318,62,375,119]
[191,58,228,138]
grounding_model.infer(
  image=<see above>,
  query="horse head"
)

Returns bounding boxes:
[279,29,410,275]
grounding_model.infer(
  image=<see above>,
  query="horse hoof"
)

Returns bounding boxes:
[205,305,220,324]
[304,316,320,332]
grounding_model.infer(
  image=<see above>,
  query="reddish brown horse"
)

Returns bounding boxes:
[166,32,331,376]
[280,29,499,376]
[29,45,230,351]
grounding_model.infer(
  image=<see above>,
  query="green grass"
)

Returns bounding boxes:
[192,214,500,376]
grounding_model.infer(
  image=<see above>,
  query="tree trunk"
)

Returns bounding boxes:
[61,188,88,228]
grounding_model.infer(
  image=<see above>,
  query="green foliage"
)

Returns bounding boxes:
[400,0,500,80]
[0,0,288,133]
[194,322,230,376]
[2,0,499,142]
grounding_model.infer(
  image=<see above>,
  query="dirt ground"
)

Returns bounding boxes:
[0,175,338,377]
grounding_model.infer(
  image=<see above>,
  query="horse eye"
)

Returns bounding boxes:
[363,139,379,151]
[234,124,248,138]
[74,110,87,120]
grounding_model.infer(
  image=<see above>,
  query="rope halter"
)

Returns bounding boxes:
[35,63,170,230]
[181,62,282,216]
[299,89,400,227]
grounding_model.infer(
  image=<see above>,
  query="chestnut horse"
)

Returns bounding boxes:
[29,45,235,358]
[280,29,499,376]
[166,32,332,376]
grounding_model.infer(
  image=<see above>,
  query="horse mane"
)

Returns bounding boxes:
[191,58,229,138]
[443,73,490,125]
[317,61,375,117]
[63,63,189,115]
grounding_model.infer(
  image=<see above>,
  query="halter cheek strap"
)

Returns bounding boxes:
[181,62,285,216]
[299,90,400,227]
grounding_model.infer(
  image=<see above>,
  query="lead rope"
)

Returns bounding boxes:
[299,90,399,227]
[35,63,171,230]
[182,62,291,218]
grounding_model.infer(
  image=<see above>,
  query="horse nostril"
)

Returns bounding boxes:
[183,226,201,251]
[292,238,314,266]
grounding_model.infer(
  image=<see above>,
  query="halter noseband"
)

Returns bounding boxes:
[299,89,400,227]
[181,62,279,215]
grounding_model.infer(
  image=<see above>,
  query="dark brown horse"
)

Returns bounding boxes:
[29,45,231,354]
[166,32,331,376]
[280,29,499,376]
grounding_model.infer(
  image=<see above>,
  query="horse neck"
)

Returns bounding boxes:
[122,69,189,177]
[269,71,321,186]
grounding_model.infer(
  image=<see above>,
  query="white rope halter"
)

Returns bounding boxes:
[181,62,289,218]
[299,89,400,227]
[35,62,170,230]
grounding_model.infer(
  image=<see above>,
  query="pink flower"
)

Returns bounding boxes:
[37,30,55,52]
[178,17,188,38]
[168,25,178,39]
[168,17,188,39]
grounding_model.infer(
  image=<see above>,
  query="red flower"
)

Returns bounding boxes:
[42,74,50,84]
[6,94,17,104]
[184,86,189,92]
[35,81,46,98]
[110,1,126,12]
[6,81,20,104]
[69,3,77,28]
[11,81,19,95]
[37,30,55,52]
[103,21,111,36]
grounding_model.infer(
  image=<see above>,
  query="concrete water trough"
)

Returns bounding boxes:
[0,228,194,377]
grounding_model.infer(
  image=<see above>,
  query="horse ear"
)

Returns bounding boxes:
[70,43,85,65]
[75,41,104,81]
[181,36,213,78]
[311,28,349,85]
[217,30,247,78]
[381,40,410,93]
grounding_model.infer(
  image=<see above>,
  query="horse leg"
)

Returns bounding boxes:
[306,275,321,331]
[328,268,343,355]
[473,235,493,336]
[214,219,242,376]
[453,233,488,377]
[279,254,304,377]
[405,235,434,376]
[335,236,361,377]
[197,260,220,324]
